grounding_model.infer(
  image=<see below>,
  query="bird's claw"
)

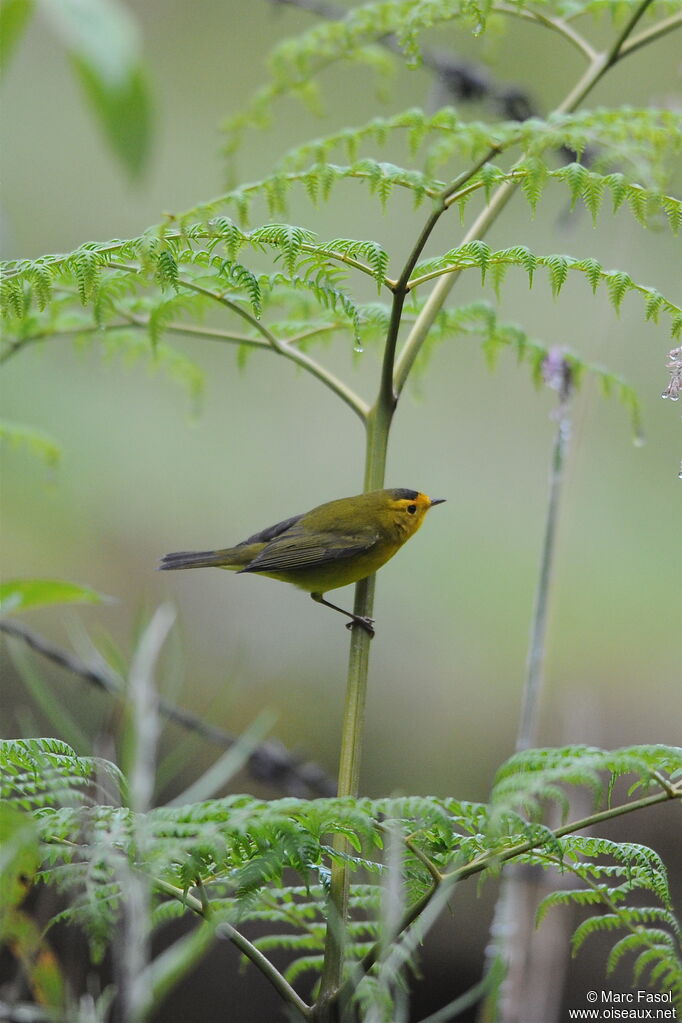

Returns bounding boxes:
[346,615,375,637]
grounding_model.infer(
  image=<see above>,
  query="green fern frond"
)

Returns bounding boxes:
[249,224,318,276]
[536,887,607,926]
[155,249,180,290]
[0,738,123,810]
[284,953,326,985]
[74,249,103,304]
[320,238,390,288]
[191,160,442,225]
[276,107,508,174]
[273,107,682,197]
[2,740,679,1001]
[408,244,682,338]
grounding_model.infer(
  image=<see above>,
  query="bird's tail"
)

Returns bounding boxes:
[158,548,241,571]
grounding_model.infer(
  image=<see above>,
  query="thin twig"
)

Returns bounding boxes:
[619,11,682,58]
[153,877,312,1020]
[605,0,658,65]
[0,618,335,797]
[494,5,597,60]
[107,260,369,421]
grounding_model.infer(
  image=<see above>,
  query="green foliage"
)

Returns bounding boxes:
[276,107,682,191]
[0,0,35,79]
[0,578,110,617]
[2,93,680,439]
[224,0,682,156]
[1,738,680,1013]
[39,0,152,178]
[536,833,682,1000]
[409,242,682,330]
[0,737,124,809]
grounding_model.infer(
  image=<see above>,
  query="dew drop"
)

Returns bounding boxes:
[353,342,364,354]
[633,433,645,448]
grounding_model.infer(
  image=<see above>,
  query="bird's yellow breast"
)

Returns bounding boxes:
[259,541,402,593]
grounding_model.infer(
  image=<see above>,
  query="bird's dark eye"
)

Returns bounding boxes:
[407,504,417,514]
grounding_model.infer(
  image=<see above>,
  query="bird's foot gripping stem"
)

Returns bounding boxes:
[310,593,375,637]
[345,615,375,637]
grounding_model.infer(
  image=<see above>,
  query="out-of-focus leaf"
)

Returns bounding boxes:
[0,807,62,1008]
[0,0,35,79]
[0,579,110,616]
[40,0,152,178]
[0,419,61,468]
[0,803,39,910]
[70,55,152,179]
[1,898,66,1009]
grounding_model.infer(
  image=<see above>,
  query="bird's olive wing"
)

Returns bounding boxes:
[237,512,305,547]
[238,529,379,574]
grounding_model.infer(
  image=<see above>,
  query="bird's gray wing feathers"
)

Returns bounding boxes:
[238,529,378,574]
[237,512,305,547]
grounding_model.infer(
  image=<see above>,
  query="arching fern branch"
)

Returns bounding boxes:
[407,243,682,335]
[275,106,682,193]
[223,0,682,157]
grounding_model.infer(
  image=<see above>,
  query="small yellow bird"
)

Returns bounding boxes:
[159,488,445,635]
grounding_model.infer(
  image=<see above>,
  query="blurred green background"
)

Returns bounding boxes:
[1,1,680,1016]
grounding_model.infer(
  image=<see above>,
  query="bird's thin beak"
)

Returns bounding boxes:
[429,497,446,507]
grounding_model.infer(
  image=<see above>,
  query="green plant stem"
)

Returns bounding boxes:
[394,179,517,394]
[315,143,494,1012]
[153,878,311,1020]
[620,11,682,58]
[495,5,597,60]
[316,414,389,1015]
[606,0,658,62]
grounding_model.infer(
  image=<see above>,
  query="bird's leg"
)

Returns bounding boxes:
[310,592,375,637]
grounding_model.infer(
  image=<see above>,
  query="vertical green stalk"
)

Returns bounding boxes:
[317,403,393,1017]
